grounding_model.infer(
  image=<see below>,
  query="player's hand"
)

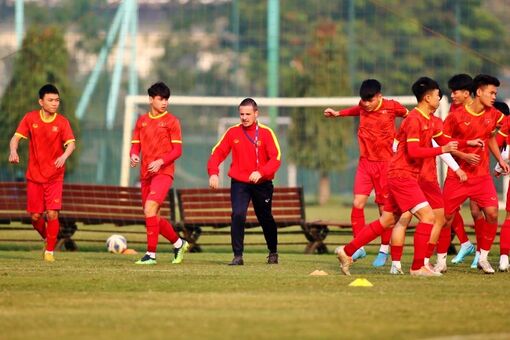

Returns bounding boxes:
[249,171,262,183]
[8,151,19,164]
[442,141,458,153]
[467,139,484,147]
[495,170,502,178]
[461,153,480,165]
[209,175,219,189]
[130,154,140,167]
[499,159,510,174]
[323,108,338,117]
[455,169,467,182]
[54,155,67,168]
[147,159,164,173]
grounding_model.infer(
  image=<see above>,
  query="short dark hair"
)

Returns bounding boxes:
[494,101,510,116]
[412,77,441,102]
[147,82,171,99]
[359,79,381,100]
[473,74,500,93]
[39,84,59,99]
[448,74,473,92]
[239,97,258,110]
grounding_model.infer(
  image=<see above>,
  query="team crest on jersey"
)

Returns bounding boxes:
[158,122,166,127]
[380,110,388,114]
[142,122,148,127]
[234,139,239,144]
[54,198,60,203]
[52,126,58,132]
[32,123,38,128]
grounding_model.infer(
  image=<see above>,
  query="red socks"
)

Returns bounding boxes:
[500,219,510,256]
[480,221,497,251]
[159,218,179,243]
[412,222,433,270]
[32,218,46,240]
[436,226,452,254]
[350,207,365,237]
[344,219,384,256]
[474,218,484,251]
[380,227,392,246]
[45,219,60,252]
[391,245,404,261]
[425,242,436,259]
[452,211,468,244]
[146,216,160,252]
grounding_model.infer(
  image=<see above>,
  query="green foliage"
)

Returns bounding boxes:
[287,21,353,173]
[0,25,79,178]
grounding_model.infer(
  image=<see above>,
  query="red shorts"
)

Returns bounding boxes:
[418,179,444,210]
[353,158,388,205]
[443,175,498,215]
[383,177,428,215]
[141,174,173,206]
[26,180,63,213]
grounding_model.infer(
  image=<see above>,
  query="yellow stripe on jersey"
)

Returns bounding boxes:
[432,131,443,138]
[131,140,140,144]
[259,123,282,161]
[497,114,504,124]
[499,130,508,137]
[148,111,168,119]
[407,138,420,142]
[15,132,27,139]
[171,140,183,144]
[211,124,241,154]
[443,134,452,138]
[64,139,76,147]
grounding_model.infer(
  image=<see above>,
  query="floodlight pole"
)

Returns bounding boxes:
[15,0,24,48]
[267,0,279,131]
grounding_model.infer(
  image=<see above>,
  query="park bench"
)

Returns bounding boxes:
[176,186,336,253]
[0,182,176,250]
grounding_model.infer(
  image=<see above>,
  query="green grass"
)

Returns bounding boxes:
[1,248,510,340]
[1,201,510,339]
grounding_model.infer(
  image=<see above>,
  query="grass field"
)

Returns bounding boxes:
[1,201,510,339]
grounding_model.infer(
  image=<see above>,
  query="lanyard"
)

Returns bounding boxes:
[242,123,259,168]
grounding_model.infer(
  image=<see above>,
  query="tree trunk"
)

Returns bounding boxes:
[318,171,330,205]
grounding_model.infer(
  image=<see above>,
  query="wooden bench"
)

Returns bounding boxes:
[176,187,331,253]
[0,182,176,250]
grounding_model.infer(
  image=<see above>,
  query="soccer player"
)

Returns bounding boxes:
[440,74,510,274]
[337,77,482,276]
[324,79,408,267]
[493,101,510,271]
[208,98,281,265]
[9,84,76,262]
[130,82,188,265]
[446,74,481,267]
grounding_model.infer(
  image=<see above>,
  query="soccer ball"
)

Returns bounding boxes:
[106,234,127,254]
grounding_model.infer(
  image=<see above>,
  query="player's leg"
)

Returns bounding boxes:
[390,211,412,274]
[350,158,373,260]
[42,181,64,262]
[228,180,251,265]
[499,211,510,272]
[409,203,441,276]
[136,178,160,264]
[450,208,475,264]
[26,181,46,240]
[372,160,391,267]
[251,181,278,264]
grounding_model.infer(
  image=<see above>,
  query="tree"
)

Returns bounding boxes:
[287,21,353,204]
[0,25,79,180]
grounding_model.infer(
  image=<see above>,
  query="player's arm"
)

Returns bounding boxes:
[495,146,509,177]
[148,120,183,173]
[9,134,24,164]
[489,134,510,174]
[432,139,466,181]
[207,128,233,188]
[130,118,142,167]
[324,105,360,118]
[55,141,76,168]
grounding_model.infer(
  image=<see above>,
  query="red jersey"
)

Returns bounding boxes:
[497,115,510,147]
[207,122,281,183]
[419,115,444,183]
[443,105,504,178]
[131,111,182,180]
[388,108,443,180]
[339,98,408,161]
[15,110,75,183]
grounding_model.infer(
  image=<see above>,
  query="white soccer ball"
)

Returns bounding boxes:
[106,234,127,254]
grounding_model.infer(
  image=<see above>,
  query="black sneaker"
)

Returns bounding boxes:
[228,256,244,266]
[267,252,278,264]
[135,254,157,265]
